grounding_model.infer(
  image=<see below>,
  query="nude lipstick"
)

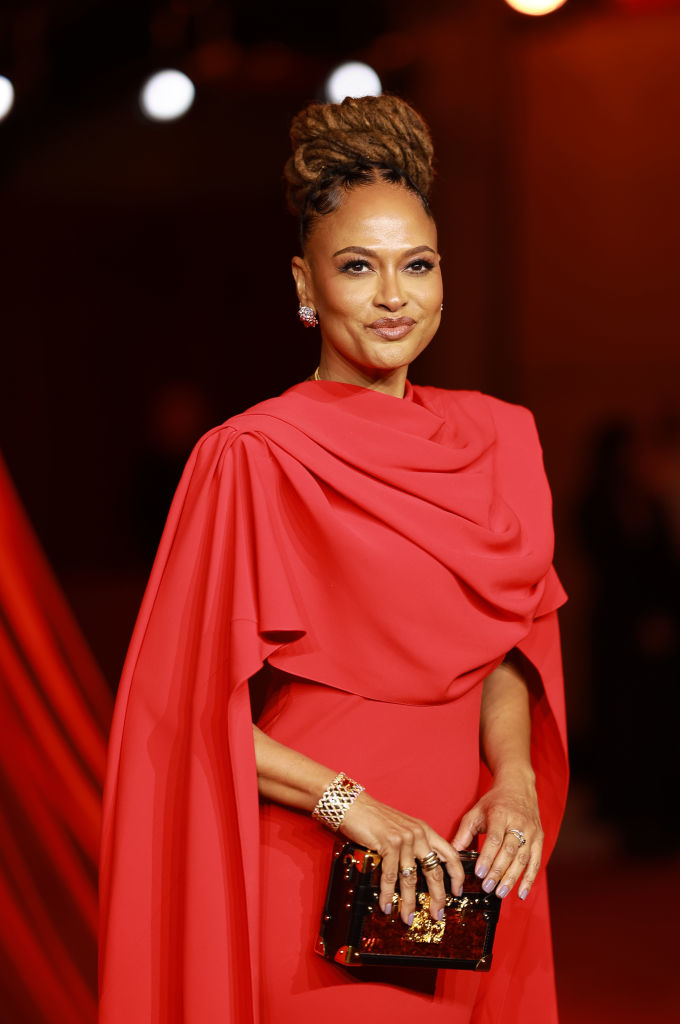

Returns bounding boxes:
[367,317,416,340]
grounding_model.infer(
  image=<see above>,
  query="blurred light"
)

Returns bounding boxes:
[0,76,15,122]
[139,69,195,122]
[324,62,382,104]
[504,0,568,13]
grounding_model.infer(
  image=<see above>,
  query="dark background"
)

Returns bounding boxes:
[2,2,680,1020]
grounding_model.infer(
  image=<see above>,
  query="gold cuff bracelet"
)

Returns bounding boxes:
[312,772,365,832]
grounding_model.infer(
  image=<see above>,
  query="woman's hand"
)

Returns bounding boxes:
[253,724,467,919]
[341,792,465,924]
[253,725,462,920]
[452,767,543,901]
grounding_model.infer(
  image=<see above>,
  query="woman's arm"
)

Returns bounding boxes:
[452,658,544,901]
[253,724,465,922]
[253,725,337,810]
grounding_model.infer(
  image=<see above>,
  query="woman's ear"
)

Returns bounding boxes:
[291,256,314,308]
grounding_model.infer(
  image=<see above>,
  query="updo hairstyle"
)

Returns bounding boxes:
[284,94,435,247]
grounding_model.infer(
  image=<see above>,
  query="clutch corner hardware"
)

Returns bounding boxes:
[333,945,358,965]
[352,848,381,874]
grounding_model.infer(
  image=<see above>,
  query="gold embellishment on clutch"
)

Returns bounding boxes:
[407,894,446,944]
[453,895,472,924]
[406,894,475,944]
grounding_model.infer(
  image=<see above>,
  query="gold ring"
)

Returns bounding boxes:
[399,864,418,879]
[506,828,527,846]
[420,851,441,872]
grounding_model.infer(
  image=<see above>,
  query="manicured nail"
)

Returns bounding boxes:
[437,908,445,921]
[519,887,529,901]
[407,912,415,926]
[482,877,496,893]
[497,885,509,899]
[457,885,464,898]
[384,902,393,914]
[475,863,488,879]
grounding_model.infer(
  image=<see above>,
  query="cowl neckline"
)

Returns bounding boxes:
[287,378,446,440]
[230,382,563,704]
[242,379,490,476]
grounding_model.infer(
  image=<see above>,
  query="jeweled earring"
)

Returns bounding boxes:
[298,304,318,328]
[440,303,444,312]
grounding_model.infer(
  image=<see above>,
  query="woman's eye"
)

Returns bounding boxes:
[339,259,372,274]
[406,259,435,274]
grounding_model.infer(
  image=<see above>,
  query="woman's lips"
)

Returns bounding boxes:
[367,317,416,340]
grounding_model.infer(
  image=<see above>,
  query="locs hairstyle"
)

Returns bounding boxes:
[284,95,436,247]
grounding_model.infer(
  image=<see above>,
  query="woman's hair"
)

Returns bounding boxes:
[284,94,435,246]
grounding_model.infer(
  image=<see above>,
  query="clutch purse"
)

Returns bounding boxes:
[315,840,501,970]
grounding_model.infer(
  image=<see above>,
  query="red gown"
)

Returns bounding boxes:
[99,380,568,1023]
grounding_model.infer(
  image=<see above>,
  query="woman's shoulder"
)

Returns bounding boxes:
[413,385,540,439]
[194,389,294,441]
[185,386,307,467]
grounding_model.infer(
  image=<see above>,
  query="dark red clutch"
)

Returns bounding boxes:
[316,841,501,970]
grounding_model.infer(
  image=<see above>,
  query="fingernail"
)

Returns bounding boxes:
[384,902,393,914]
[457,885,464,898]
[482,878,496,893]
[519,888,529,901]
[437,908,445,921]
[497,885,509,899]
[475,864,488,879]
[407,912,415,926]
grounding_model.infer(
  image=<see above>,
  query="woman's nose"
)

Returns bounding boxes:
[374,271,406,311]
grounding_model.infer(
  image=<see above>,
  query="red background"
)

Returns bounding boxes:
[1,1,679,1020]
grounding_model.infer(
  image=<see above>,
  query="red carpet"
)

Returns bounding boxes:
[550,790,679,1023]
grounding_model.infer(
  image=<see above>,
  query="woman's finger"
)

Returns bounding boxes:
[473,822,504,885]
[378,845,400,915]
[397,837,419,925]
[476,823,540,898]
[477,828,524,892]
[419,853,447,921]
[422,830,466,898]
[493,840,531,898]
[515,843,543,901]
[442,845,465,899]
[417,834,463,920]
[452,807,486,852]
[496,829,543,900]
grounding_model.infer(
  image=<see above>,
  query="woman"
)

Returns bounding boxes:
[99,95,568,1023]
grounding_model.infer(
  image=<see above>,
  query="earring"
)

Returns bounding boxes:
[440,303,444,312]
[298,304,318,328]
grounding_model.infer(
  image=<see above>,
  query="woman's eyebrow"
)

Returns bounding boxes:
[331,245,436,258]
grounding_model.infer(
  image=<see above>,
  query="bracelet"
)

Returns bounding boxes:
[312,772,365,832]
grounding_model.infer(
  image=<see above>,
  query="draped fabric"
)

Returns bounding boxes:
[99,381,568,1023]
[0,453,112,1024]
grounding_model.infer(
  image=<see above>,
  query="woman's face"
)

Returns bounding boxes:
[292,181,443,396]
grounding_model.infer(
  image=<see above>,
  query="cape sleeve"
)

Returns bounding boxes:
[509,406,569,860]
[516,606,569,860]
[475,396,569,859]
[519,557,569,860]
[99,426,305,1024]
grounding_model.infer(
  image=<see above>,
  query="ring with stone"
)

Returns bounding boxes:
[399,864,418,879]
[505,828,527,846]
